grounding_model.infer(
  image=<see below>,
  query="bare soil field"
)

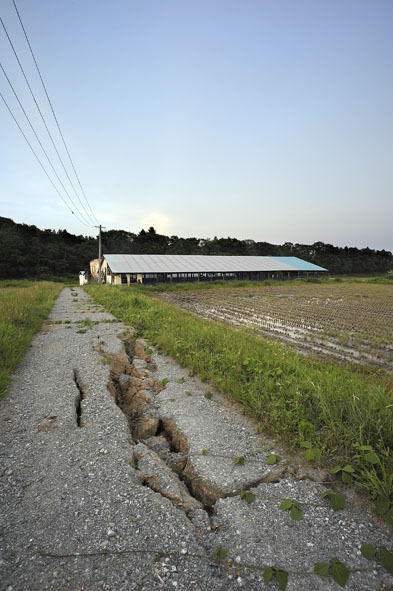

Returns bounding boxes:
[156,283,393,370]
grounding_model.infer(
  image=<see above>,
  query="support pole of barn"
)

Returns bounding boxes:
[94,225,106,283]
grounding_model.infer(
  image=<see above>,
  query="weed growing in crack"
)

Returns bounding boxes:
[234,455,245,467]
[240,490,255,504]
[129,456,138,469]
[212,546,228,562]
[204,390,213,399]
[201,448,209,455]
[77,317,98,329]
[266,454,281,465]
[263,443,274,451]
[100,357,109,365]
[184,391,191,396]
[177,376,185,384]
[77,329,87,334]
[263,566,288,590]
[162,377,169,386]
[169,462,182,475]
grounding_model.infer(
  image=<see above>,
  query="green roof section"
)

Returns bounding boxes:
[271,257,327,271]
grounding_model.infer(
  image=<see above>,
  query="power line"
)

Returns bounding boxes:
[0,13,97,226]
[11,0,100,225]
[0,89,91,228]
[0,61,92,227]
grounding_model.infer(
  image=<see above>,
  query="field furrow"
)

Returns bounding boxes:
[156,283,393,370]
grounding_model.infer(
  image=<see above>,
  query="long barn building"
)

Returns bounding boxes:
[90,255,327,284]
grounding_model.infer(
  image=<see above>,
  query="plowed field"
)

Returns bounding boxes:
[156,283,393,370]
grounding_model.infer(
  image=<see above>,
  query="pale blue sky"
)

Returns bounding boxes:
[0,0,392,250]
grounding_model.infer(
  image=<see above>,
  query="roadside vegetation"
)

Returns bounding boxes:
[0,281,63,397]
[86,283,393,522]
[120,274,393,295]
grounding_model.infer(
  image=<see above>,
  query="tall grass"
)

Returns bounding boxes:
[110,273,393,294]
[86,284,393,503]
[0,281,63,397]
[142,277,333,292]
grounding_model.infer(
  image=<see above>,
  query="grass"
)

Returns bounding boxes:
[85,284,393,509]
[0,279,39,288]
[331,274,393,284]
[77,317,98,329]
[97,274,393,295]
[0,281,63,398]
[122,278,323,293]
[0,275,76,287]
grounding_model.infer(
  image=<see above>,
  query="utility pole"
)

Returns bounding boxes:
[94,225,106,283]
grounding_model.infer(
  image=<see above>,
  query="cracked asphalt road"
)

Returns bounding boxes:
[0,287,392,590]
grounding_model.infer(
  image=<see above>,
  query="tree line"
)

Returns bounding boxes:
[0,216,392,279]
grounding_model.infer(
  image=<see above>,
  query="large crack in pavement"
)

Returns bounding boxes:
[1,287,392,591]
[97,332,286,519]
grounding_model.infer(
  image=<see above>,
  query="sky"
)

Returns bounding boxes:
[0,0,392,251]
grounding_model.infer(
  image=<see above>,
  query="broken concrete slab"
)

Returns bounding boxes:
[151,355,286,502]
[134,442,202,515]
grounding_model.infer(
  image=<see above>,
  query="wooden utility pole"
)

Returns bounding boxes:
[94,225,106,283]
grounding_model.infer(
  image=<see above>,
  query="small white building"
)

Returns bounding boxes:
[79,270,88,285]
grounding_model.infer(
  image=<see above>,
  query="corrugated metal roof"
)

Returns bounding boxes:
[270,257,327,271]
[103,254,327,274]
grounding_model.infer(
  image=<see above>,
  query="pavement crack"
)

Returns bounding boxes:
[99,337,284,522]
[73,369,86,427]
[132,442,205,518]
[97,339,162,441]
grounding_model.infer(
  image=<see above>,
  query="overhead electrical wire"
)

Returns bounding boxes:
[11,0,100,226]
[0,61,91,227]
[0,13,97,227]
[0,89,91,228]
